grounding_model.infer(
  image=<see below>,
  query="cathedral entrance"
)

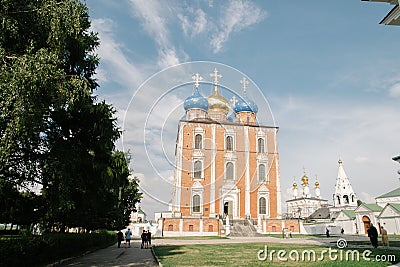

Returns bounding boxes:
[224,201,233,221]
[362,216,371,234]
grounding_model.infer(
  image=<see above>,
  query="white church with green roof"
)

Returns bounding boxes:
[353,155,400,235]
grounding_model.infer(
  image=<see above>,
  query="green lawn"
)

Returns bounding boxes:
[348,240,400,248]
[153,242,400,267]
[265,233,327,238]
[154,236,228,240]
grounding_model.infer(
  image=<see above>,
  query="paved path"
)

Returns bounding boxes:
[56,235,400,266]
[58,239,158,267]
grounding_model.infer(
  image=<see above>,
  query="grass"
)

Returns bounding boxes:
[348,240,400,248]
[154,236,228,240]
[153,242,400,266]
[265,233,327,238]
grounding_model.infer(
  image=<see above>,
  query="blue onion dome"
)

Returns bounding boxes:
[184,87,209,111]
[233,94,258,114]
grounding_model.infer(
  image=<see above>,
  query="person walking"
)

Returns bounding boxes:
[367,224,378,248]
[147,230,152,248]
[125,228,132,248]
[141,230,147,249]
[117,230,124,248]
[381,226,389,248]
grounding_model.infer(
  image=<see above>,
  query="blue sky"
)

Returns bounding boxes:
[86,0,400,218]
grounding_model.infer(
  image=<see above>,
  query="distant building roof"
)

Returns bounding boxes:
[286,197,328,203]
[308,207,330,220]
[137,207,146,215]
[387,203,400,213]
[342,210,356,220]
[376,187,400,199]
[362,203,383,212]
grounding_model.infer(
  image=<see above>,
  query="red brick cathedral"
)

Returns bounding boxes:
[160,69,296,236]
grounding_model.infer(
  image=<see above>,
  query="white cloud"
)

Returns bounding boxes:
[359,192,375,204]
[389,83,400,98]
[91,18,143,89]
[157,48,181,69]
[210,0,267,53]
[127,0,183,68]
[178,7,208,38]
[354,156,370,163]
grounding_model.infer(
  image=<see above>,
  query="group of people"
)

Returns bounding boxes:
[117,228,133,248]
[367,224,389,249]
[117,228,153,248]
[141,230,152,249]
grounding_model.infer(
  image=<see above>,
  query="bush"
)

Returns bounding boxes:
[0,231,116,266]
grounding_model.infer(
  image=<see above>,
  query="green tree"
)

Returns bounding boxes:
[0,0,142,230]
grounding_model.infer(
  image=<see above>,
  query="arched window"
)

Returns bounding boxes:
[351,195,355,203]
[226,162,234,180]
[343,195,349,204]
[337,196,341,205]
[258,138,265,153]
[259,197,267,214]
[195,134,202,149]
[258,164,266,182]
[194,161,202,179]
[192,195,200,213]
[226,136,233,151]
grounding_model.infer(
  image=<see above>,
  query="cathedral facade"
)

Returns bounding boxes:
[161,69,285,236]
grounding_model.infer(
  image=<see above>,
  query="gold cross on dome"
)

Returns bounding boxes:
[240,77,249,93]
[192,73,203,88]
[230,96,238,104]
[210,68,222,85]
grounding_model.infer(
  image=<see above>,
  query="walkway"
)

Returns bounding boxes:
[56,235,400,266]
[57,239,158,267]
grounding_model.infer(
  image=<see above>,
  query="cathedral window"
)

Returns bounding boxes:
[258,164,266,182]
[351,195,355,203]
[259,197,267,214]
[195,134,202,149]
[226,136,233,151]
[226,162,234,180]
[193,160,202,179]
[192,194,200,213]
[258,138,265,153]
[337,196,341,205]
[343,195,349,204]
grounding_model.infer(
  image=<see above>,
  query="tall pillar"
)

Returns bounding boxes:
[244,126,251,218]
[210,124,216,216]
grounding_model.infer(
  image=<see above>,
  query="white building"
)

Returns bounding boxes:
[286,172,328,219]
[334,210,357,234]
[331,159,358,212]
[354,203,383,235]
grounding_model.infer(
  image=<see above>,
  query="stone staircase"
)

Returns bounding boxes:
[228,220,263,237]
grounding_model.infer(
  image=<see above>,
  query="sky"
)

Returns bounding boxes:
[86,0,400,219]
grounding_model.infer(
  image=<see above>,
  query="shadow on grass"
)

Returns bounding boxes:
[153,245,186,258]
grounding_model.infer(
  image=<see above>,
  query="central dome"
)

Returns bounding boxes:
[208,92,230,114]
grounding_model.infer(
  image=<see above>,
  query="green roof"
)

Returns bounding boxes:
[342,210,356,220]
[387,203,400,213]
[376,187,400,199]
[363,203,383,212]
